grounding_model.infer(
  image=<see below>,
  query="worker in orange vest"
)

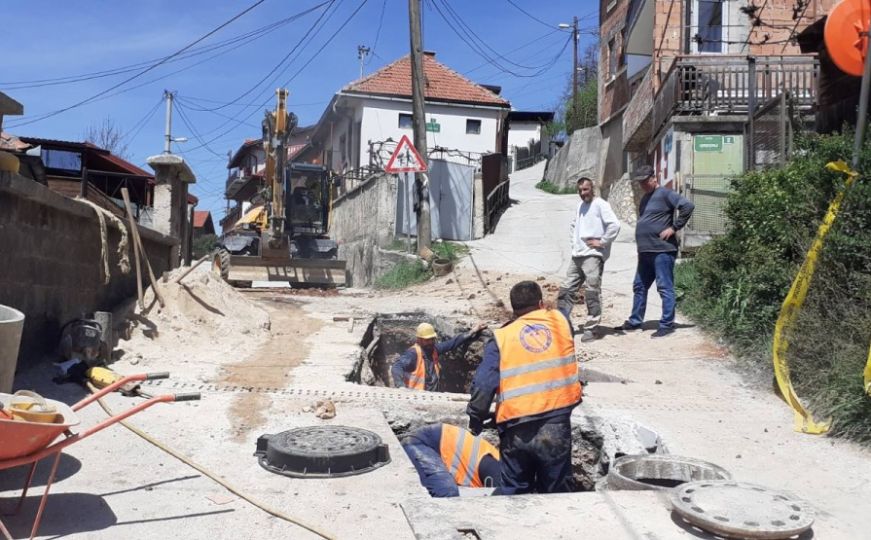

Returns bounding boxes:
[467,280,582,494]
[401,423,501,497]
[391,322,486,391]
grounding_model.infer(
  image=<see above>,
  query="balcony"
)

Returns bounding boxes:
[655,55,818,134]
[225,170,262,200]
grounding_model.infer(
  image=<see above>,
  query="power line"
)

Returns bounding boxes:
[122,96,166,147]
[505,0,565,31]
[7,0,268,128]
[183,0,371,154]
[0,7,318,91]
[364,0,388,66]
[174,99,226,158]
[185,0,338,112]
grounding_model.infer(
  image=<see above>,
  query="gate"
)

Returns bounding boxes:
[395,158,475,241]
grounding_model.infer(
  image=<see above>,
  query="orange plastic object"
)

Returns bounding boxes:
[825,0,871,76]
[0,394,79,460]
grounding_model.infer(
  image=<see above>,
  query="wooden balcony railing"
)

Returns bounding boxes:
[653,55,818,137]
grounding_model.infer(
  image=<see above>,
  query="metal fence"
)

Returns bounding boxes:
[746,92,795,171]
[684,174,732,238]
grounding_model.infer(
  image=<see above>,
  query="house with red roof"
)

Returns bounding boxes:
[192,210,215,237]
[310,51,511,174]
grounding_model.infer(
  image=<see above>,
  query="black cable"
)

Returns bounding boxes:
[364,0,388,66]
[505,0,564,31]
[0,7,319,91]
[174,100,226,158]
[183,0,370,153]
[122,96,166,147]
[189,0,338,112]
[6,0,268,128]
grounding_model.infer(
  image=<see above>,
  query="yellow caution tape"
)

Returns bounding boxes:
[772,160,861,434]
[865,345,871,397]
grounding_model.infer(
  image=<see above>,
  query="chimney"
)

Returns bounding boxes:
[423,51,436,57]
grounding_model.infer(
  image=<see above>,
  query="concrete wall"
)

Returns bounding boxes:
[0,172,175,371]
[543,126,603,191]
[330,172,399,287]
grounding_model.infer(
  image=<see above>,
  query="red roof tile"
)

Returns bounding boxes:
[343,54,509,107]
[193,210,211,228]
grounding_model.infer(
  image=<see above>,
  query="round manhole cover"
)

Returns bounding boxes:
[671,480,814,539]
[255,426,391,478]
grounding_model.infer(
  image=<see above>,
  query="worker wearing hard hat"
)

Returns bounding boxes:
[391,322,487,392]
[402,423,502,497]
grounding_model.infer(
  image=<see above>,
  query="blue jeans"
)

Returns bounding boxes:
[402,442,459,497]
[629,251,676,330]
[496,418,574,495]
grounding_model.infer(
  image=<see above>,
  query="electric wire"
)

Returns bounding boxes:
[462,28,562,76]
[174,99,226,158]
[363,0,388,66]
[6,0,269,128]
[191,0,339,112]
[0,5,324,91]
[122,96,166,148]
[183,0,370,154]
[505,0,567,31]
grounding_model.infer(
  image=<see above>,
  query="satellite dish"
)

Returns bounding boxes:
[825,0,871,76]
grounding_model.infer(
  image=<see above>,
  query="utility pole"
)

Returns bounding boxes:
[163,90,174,154]
[571,16,579,112]
[357,45,371,78]
[408,0,431,251]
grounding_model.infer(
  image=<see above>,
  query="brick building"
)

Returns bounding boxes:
[602,0,837,246]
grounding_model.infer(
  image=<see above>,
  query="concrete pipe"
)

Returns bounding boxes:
[0,304,24,394]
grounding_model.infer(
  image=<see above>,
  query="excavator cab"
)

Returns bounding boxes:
[284,163,337,259]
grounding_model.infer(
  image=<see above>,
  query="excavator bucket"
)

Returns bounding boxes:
[213,251,347,287]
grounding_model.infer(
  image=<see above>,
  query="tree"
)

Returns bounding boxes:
[84,117,130,159]
[547,43,599,137]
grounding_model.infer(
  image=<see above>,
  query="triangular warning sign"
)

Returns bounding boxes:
[384,134,428,173]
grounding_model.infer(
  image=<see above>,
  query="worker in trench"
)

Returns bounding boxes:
[391,322,487,392]
[401,423,502,497]
[466,280,582,494]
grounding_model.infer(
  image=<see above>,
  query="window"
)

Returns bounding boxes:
[398,113,413,129]
[608,37,618,79]
[41,149,82,172]
[695,0,724,53]
[466,119,481,135]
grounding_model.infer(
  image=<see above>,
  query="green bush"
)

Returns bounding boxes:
[678,132,871,442]
[375,260,431,289]
[192,234,218,259]
[431,241,468,262]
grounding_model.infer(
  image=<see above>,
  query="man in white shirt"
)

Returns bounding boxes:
[557,177,621,342]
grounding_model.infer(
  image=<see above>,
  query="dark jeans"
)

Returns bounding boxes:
[496,419,574,495]
[402,442,459,497]
[629,251,676,330]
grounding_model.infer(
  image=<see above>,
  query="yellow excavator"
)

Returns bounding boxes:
[213,89,346,287]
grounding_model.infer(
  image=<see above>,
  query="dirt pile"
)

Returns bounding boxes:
[115,265,270,374]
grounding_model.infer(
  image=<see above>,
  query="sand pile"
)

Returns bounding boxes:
[115,265,270,377]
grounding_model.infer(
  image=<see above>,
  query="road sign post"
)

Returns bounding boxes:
[385,135,428,253]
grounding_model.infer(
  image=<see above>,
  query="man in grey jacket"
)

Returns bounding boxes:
[557,177,621,342]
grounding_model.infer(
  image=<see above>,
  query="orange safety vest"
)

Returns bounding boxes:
[404,344,440,390]
[493,308,581,424]
[438,424,499,488]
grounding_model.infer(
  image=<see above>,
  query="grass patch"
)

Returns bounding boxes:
[535,180,576,194]
[375,260,431,289]
[431,241,469,262]
[386,238,417,253]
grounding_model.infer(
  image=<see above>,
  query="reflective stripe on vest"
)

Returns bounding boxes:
[404,344,439,390]
[438,424,499,488]
[493,309,581,423]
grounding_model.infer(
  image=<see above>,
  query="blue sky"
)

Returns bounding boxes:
[2,0,598,220]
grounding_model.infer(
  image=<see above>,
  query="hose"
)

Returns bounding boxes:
[85,382,335,540]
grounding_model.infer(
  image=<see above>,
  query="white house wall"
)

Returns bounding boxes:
[355,97,503,166]
[506,121,542,152]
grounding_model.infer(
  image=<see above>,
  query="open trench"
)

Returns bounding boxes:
[348,313,679,492]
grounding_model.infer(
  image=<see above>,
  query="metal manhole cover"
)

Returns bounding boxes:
[255,426,391,478]
[671,480,814,539]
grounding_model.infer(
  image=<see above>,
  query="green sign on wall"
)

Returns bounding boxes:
[695,135,723,152]
[425,119,441,133]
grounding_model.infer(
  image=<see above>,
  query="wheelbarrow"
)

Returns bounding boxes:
[0,372,200,540]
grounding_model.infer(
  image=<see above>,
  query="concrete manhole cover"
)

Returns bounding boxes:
[255,426,391,478]
[671,480,814,539]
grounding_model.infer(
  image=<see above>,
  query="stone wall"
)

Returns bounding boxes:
[544,126,603,191]
[0,172,175,371]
